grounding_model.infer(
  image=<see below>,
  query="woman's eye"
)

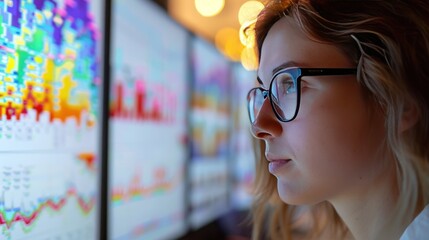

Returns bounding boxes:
[279,79,296,94]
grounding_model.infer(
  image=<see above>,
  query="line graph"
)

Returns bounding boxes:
[111,166,182,205]
[0,188,95,229]
[0,152,99,239]
[109,119,187,240]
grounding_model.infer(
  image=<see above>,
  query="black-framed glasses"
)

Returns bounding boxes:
[247,67,357,124]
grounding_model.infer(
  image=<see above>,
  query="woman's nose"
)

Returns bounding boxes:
[250,98,282,139]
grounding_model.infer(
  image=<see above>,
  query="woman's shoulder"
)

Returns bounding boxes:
[400,204,429,240]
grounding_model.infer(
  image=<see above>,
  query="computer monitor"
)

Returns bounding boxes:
[189,36,231,229]
[230,63,256,210]
[0,0,105,239]
[108,0,189,239]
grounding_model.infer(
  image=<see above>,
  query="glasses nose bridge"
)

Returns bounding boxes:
[255,88,271,118]
[252,89,276,123]
[262,89,269,99]
[250,91,282,139]
[247,86,276,125]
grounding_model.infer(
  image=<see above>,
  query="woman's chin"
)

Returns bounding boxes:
[277,180,318,205]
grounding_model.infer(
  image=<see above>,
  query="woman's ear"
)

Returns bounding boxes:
[399,99,419,133]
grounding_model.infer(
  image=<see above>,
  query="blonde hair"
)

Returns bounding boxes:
[249,0,429,239]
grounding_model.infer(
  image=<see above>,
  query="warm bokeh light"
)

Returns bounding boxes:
[239,20,256,48]
[215,27,243,61]
[238,1,264,25]
[195,0,225,17]
[241,47,258,71]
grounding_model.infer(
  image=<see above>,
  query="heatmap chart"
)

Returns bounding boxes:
[0,0,103,239]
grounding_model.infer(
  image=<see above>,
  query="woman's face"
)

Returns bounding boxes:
[253,17,389,205]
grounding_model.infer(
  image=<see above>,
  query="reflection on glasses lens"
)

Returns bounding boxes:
[271,72,298,121]
[247,71,299,123]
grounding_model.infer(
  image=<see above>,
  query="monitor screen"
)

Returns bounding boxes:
[108,0,188,239]
[230,63,256,210]
[189,36,231,229]
[0,0,104,239]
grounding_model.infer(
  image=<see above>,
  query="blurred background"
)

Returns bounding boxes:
[0,0,262,239]
[162,0,261,70]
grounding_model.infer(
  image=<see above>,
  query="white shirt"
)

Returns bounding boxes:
[400,204,429,240]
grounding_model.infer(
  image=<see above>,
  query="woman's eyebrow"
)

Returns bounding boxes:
[256,76,264,85]
[272,61,301,75]
[256,61,303,87]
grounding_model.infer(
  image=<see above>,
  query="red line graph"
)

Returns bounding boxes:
[0,188,95,229]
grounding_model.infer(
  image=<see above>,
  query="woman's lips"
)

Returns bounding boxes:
[268,159,292,174]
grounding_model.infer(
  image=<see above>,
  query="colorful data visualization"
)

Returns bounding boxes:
[109,1,188,239]
[0,0,103,239]
[230,63,256,209]
[190,38,230,159]
[189,37,231,229]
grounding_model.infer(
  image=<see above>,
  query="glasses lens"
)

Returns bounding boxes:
[271,71,298,121]
[247,88,264,123]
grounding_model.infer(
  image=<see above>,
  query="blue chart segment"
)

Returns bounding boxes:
[109,0,188,239]
[0,0,103,239]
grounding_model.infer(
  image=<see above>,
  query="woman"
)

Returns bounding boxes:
[247,0,429,239]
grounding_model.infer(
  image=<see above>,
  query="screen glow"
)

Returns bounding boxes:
[0,0,104,239]
[108,1,188,239]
